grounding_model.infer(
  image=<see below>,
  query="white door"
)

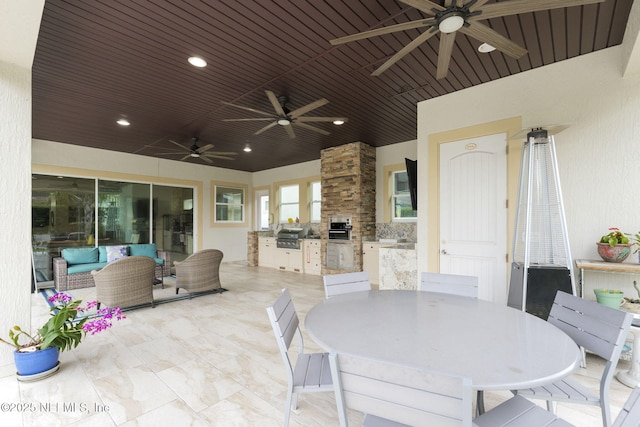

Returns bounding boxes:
[255,189,269,230]
[439,133,508,304]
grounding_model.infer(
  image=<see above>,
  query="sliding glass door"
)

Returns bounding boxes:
[32,174,195,283]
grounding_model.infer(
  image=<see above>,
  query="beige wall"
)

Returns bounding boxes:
[416,41,640,299]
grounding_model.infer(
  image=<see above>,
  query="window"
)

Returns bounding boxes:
[279,184,299,222]
[392,171,416,221]
[310,181,321,222]
[214,185,245,222]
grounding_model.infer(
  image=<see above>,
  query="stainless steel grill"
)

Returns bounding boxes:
[276,228,305,249]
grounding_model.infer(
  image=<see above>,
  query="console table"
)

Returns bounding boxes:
[575,259,640,388]
[575,259,640,297]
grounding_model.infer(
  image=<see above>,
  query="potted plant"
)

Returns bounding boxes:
[0,292,125,378]
[597,227,632,263]
[626,231,640,263]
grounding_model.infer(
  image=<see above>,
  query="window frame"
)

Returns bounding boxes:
[211,181,249,227]
[383,164,417,223]
[310,180,321,223]
[278,183,300,223]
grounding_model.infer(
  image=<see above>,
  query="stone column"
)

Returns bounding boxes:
[321,142,376,274]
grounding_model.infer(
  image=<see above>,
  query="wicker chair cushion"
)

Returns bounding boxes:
[67,262,107,274]
[106,245,128,263]
[62,247,99,265]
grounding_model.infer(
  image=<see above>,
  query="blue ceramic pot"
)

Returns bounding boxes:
[14,346,59,376]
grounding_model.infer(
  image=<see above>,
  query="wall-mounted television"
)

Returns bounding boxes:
[405,158,417,211]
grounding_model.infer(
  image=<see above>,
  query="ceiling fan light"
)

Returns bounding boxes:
[277,118,291,126]
[478,43,496,53]
[116,118,130,126]
[188,56,207,68]
[438,14,464,34]
[190,152,200,158]
[333,120,345,125]
[243,145,252,152]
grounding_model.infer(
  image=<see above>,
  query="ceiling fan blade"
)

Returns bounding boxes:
[198,144,214,153]
[203,154,236,160]
[180,154,191,161]
[289,98,329,118]
[284,125,296,139]
[469,0,491,12]
[460,22,527,58]
[254,121,279,135]
[371,29,438,76]
[223,118,275,122]
[294,122,330,136]
[398,0,445,15]
[220,101,274,117]
[199,156,214,164]
[266,90,288,117]
[436,32,457,80]
[330,19,435,45]
[477,0,605,21]
[155,152,185,156]
[296,116,348,123]
[206,151,237,156]
[169,140,189,151]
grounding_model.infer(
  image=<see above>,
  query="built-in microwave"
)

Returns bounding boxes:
[328,215,352,240]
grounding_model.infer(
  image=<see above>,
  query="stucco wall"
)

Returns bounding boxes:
[416,45,640,299]
[0,61,33,365]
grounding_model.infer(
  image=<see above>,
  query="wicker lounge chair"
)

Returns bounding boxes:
[91,256,156,309]
[174,249,225,297]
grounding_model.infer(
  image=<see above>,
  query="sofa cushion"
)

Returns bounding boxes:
[62,248,99,265]
[106,245,128,263]
[98,246,108,262]
[129,244,157,259]
[68,262,107,275]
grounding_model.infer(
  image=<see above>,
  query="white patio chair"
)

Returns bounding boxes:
[323,271,371,299]
[329,350,577,427]
[613,384,640,427]
[513,290,634,427]
[419,272,478,298]
[266,289,334,427]
[477,384,640,427]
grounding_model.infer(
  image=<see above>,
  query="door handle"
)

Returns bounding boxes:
[441,249,447,255]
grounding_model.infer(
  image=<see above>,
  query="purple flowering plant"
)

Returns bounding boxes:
[0,293,125,353]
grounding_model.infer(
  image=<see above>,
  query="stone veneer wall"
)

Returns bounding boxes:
[321,142,376,274]
[247,231,258,267]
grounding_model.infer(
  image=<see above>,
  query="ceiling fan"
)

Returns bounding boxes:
[330,0,605,79]
[221,90,348,139]
[153,137,238,164]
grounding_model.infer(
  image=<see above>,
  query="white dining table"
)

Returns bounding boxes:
[304,290,581,391]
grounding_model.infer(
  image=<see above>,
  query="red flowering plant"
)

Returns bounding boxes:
[599,227,630,247]
[0,292,125,353]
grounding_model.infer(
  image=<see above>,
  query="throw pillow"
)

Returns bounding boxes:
[62,248,99,265]
[106,245,128,263]
[129,243,157,259]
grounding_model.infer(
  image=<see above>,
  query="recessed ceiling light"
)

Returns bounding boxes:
[478,43,496,53]
[333,120,345,126]
[243,145,252,152]
[188,56,207,68]
[116,118,130,126]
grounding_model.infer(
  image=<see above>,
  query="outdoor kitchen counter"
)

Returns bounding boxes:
[379,245,417,290]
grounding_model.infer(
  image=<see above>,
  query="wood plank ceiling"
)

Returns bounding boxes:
[32,0,633,172]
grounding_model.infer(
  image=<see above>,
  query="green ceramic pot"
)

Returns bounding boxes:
[594,289,624,309]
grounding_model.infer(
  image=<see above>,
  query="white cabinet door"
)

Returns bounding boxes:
[303,240,321,275]
[276,248,303,273]
[259,237,276,268]
[362,243,380,285]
